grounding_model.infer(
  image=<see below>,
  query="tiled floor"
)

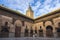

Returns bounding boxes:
[0,37,60,40]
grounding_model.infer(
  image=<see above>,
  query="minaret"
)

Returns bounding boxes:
[26,5,34,18]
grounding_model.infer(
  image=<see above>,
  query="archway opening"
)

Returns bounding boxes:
[46,25,53,37]
[14,20,21,37]
[35,27,37,34]
[30,27,33,37]
[24,26,29,37]
[56,22,60,37]
[15,26,21,37]
[46,26,53,30]
[39,26,43,37]
[0,22,9,37]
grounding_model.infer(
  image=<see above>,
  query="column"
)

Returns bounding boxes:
[9,25,15,38]
[30,27,33,37]
[24,26,29,37]
[9,32,15,38]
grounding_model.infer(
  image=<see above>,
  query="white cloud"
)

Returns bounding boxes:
[0,0,33,14]
[33,0,60,18]
[33,1,41,10]
[0,0,60,18]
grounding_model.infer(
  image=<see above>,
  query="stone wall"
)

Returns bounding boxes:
[0,7,60,38]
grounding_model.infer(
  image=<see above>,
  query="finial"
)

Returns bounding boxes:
[28,4,32,10]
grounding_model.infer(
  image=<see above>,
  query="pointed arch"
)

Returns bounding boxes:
[14,20,22,27]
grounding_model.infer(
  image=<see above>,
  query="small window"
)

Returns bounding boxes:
[24,26,29,37]
[39,26,43,37]
[40,26,42,29]
[35,27,37,33]
[22,21,24,26]
[58,22,60,27]
[35,27,37,30]
[30,27,33,37]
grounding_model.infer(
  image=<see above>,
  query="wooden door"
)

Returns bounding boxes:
[15,27,21,37]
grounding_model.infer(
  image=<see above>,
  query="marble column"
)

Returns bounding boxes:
[9,24,15,37]
[43,31,46,37]
[9,32,15,38]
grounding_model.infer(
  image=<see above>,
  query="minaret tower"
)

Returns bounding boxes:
[26,5,34,18]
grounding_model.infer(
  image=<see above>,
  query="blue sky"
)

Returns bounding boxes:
[0,0,60,18]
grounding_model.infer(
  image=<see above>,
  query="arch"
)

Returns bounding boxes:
[45,21,53,27]
[46,25,53,30]
[46,25,53,37]
[1,22,9,32]
[0,22,9,37]
[14,20,22,37]
[14,20,22,27]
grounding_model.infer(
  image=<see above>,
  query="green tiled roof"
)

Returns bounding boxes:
[0,5,60,20]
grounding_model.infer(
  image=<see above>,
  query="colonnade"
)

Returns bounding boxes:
[0,21,60,38]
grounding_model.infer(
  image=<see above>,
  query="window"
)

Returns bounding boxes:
[39,26,43,37]
[24,26,29,37]
[22,21,24,26]
[30,27,33,37]
[35,27,37,33]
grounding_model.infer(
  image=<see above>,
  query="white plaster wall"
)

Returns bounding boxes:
[53,17,60,28]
